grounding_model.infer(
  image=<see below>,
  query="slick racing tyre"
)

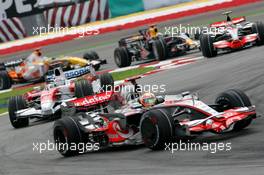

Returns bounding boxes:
[0,70,12,90]
[140,109,175,150]
[114,47,131,68]
[93,64,100,71]
[215,89,253,131]
[153,38,167,61]
[83,51,99,60]
[99,73,114,91]
[8,96,29,128]
[74,79,94,98]
[54,116,84,157]
[0,63,5,71]
[253,21,264,45]
[200,34,217,58]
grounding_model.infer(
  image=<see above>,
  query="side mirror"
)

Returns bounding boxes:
[156,96,165,104]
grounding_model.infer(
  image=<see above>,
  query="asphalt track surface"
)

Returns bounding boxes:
[1,2,264,175]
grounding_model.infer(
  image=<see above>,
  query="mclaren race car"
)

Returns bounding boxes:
[200,11,264,58]
[0,49,106,90]
[53,82,257,156]
[8,65,114,129]
[114,25,199,67]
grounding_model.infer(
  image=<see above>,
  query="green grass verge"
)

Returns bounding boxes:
[0,108,7,114]
[0,87,34,115]
[0,67,154,115]
[0,87,33,105]
[111,67,154,81]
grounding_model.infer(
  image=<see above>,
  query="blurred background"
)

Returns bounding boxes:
[0,0,192,43]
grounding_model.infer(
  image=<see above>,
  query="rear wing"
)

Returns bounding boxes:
[46,65,92,82]
[210,16,246,28]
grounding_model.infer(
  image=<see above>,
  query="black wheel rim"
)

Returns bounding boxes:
[54,127,68,154]
[153,43,159,60]
[115,52,121,66]
[141,117,158,147]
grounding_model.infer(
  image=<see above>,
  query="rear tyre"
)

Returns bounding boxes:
[8,96,29,128]
[99,73,114,91]
[83,51,99,60]
[200,34,217,58]
[140,109,175,150]
[0,70,12,90]
[54,116,83,157]
[194,32,201,40]
[153,39,167,61]
[92,63,100,71]
[253,22,264,45]
[114,47,131,68]
[74,79,94,98]
[215,89,253,131]
[0,63,5,71]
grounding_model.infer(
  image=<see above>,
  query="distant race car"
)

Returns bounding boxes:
[0,50,106,90]
[114,25,199,67]
[53,83,257,156]
[200,11,264,58]
[8,65,113,129]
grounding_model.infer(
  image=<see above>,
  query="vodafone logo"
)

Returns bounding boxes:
[73,92,113,107]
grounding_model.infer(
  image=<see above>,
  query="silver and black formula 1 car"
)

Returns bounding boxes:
[53,84,257,156]
[200,11,264,58]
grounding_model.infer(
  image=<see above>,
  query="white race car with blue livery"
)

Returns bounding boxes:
[8,65,114,129]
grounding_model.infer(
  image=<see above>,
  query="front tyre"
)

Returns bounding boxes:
[8,96,29,128]
[253,21,264,45]
[200,34,217,58]
[114,47,131,68]
[0,70,12,90]
[54,116,83,157]
[140,109,175,150]
[215,89,252,131]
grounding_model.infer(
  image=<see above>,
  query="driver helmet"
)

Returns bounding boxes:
[34,48,42,57]
[139,92,157,107]
[148,25,158,38]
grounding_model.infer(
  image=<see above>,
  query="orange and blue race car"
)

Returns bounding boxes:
[0,49,106,90]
